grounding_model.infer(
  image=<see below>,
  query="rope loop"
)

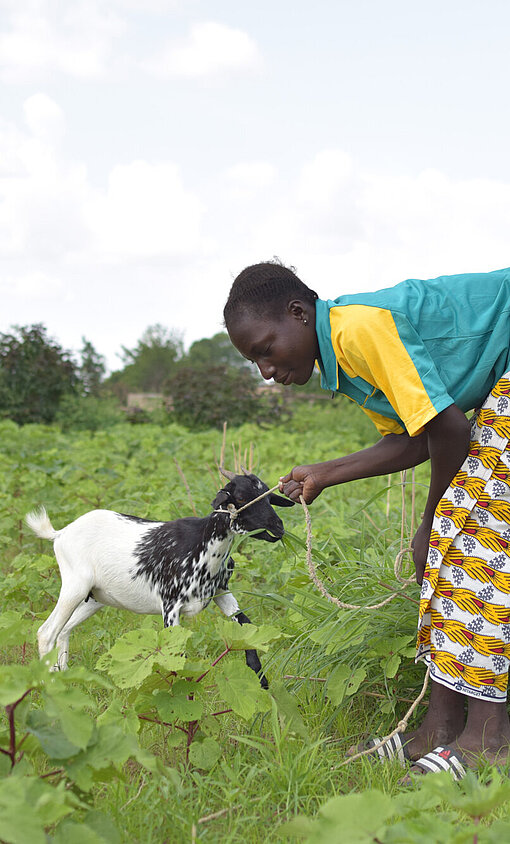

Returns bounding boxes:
[300,495,415,611]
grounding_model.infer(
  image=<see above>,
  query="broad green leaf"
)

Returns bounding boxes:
[154,691,203,723]
[26,710,81,759]
[312,790,395,843]
[167,731,187,747]
[384,813,475,844]
[97,699,140,735]
[0,776,75,844]
[278,815,315,837]
[421,769,510,817]
[326,664,366,706]
[95,627,190,688]
[188,737,222,770]
[382,653,401,678]
[64,722,159,791]
[44,686,95,750]
[53,823,105,844]
[270,681,309,741]
[215,661,270,720]
[215,618,282,650]
[79,811,122,844]
[0,611,28,647]
[0,802,46,844]
[0,665,34,706]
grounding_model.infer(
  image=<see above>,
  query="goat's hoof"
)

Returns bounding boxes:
[259,674,269,690]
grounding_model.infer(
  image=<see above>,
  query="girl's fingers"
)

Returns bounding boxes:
[279,478,304,500]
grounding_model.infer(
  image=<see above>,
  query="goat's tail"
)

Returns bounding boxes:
[25,507,59,541]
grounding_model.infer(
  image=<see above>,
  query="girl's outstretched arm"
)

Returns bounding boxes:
[279,405,471,583]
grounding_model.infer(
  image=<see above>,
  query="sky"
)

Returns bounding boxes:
[1,0,509,372]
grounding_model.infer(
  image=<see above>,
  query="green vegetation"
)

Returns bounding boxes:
[2,404,510,842]
[0,322,291,431]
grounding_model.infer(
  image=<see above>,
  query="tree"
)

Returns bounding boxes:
[108,324,184,399]
[0,324,77,424]
[165,364,290,430]
[78,337,106,395]
[184,332,248,370]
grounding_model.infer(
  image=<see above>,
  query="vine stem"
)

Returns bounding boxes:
[195,646,231,684]
[4,687,35,768]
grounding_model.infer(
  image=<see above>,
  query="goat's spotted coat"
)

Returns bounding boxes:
[27,473,293,686]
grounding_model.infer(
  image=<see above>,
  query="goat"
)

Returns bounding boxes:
[26,470,293,687]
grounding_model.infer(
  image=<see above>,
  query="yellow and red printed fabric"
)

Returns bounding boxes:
[417,375,510,701]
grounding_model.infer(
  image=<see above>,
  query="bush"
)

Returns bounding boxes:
[166,365,290,430]
[55,394,124,431]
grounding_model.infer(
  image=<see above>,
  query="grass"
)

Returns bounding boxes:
[9,402,506,842]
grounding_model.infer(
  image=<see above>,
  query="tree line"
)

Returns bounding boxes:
[0,323,320,431]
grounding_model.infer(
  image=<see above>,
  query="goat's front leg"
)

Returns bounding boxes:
[213,592,268,689]
[162,602,181,627]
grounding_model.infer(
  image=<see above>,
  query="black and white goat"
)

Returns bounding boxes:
[26,470,293,687]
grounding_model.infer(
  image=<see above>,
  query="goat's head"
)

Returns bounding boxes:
[212,470,294,542]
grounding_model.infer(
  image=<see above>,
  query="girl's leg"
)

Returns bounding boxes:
[450,697,510,764]
[403,678,465,760]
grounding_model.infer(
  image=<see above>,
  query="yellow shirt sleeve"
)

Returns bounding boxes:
[360,406,406,437]
[329,305,440,436]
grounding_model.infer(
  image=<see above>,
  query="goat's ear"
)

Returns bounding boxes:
[212,489,230,508]
[269,493,295,507]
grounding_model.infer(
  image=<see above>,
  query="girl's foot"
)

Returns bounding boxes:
[347,678,465,762]
[403,698,510,781]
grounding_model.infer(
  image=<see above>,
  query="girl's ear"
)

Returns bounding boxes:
[287,299,308,321]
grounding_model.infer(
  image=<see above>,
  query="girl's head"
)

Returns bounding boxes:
[224,261,320,386]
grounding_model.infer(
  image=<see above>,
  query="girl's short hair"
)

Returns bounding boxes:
[223,261,318,327]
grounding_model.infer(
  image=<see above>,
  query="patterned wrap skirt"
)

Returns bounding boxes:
[416,374,510,702]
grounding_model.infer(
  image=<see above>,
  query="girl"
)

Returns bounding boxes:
[224,261,510,778]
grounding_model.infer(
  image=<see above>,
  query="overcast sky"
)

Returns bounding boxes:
[1,0,509,371]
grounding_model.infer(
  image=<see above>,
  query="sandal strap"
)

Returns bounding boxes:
[368,733,410,764]
[413,745,467,780]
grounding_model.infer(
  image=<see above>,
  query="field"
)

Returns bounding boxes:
[2,402,510,843]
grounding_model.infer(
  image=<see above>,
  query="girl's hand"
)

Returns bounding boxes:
[279,465,327,504]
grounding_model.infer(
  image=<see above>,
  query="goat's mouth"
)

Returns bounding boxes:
[252,528,283,543]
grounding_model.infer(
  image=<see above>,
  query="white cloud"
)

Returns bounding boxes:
[0,94,90,259]
[229,150,510,296]
[297,149,355,206]
[0,0,125,82]
[1,270,63,298]
[84,160,208,259]
[23,93,66,144]
[1,96,509,371]
[144,21,261,78]
[223,161,276,199]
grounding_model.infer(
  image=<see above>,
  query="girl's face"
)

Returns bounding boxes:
[227,301,319,386]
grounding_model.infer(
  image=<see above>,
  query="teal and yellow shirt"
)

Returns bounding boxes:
[315,268,510,437]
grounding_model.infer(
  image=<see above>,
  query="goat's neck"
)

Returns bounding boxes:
[202,511,235,576]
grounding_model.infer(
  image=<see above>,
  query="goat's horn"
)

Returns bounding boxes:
[219,466,237,481]
[241,465,250,475]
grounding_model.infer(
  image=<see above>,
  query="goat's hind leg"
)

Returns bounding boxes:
[55,596,103,670]
[213,591,269,689]
[38,581,93,670]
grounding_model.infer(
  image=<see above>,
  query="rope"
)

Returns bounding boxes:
[338,666,430,766]
[300,495,415,610]
[212,484,281,523]
[214,475,430,760]
[297,488,431,764]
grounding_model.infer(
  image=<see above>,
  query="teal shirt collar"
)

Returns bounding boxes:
[315,298,339,391]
